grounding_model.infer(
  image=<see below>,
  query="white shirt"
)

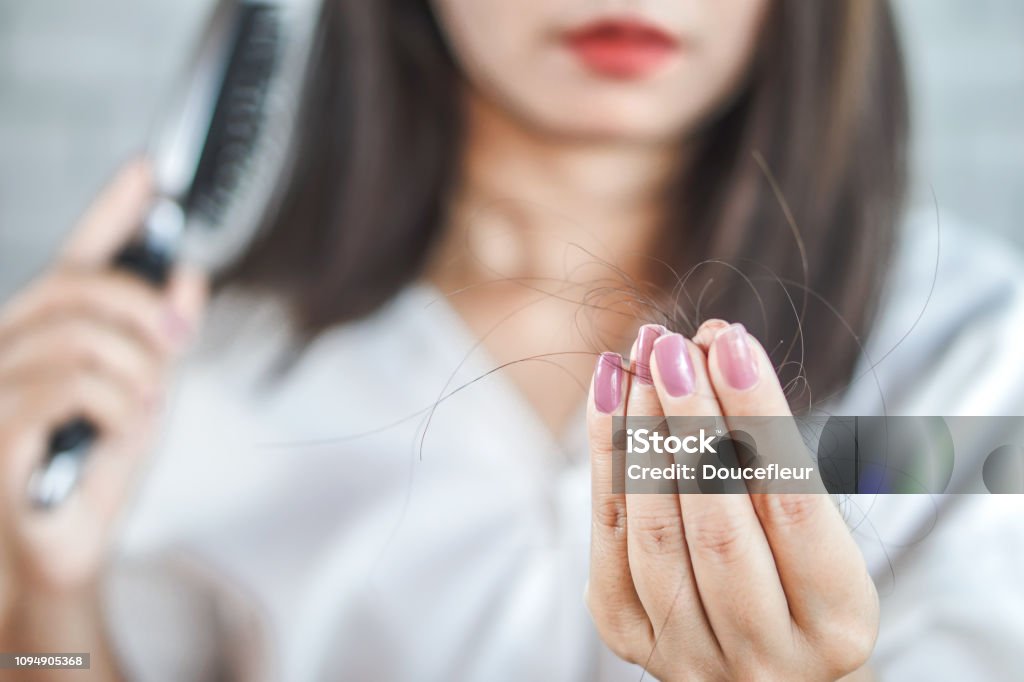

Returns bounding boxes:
[103,214,1024,681]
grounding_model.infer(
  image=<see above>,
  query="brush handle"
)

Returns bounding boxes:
[28,201,181,510]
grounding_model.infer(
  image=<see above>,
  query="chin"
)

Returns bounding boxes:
[517,92,696,144]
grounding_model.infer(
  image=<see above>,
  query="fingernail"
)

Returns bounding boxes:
[593,352,624,414]
[714,323,760,390]
[652,333,696,397]
[635,324,667,385]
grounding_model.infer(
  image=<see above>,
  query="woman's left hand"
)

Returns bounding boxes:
[586,321,878,681]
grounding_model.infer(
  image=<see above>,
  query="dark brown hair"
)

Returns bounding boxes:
[228,0,909,410]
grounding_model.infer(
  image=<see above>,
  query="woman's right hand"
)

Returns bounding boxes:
[0,161,207,626]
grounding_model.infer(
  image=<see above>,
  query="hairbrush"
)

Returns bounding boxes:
[28,0,320,509]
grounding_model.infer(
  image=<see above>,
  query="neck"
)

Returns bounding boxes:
[430,90,679,290]
[425,90,682,437]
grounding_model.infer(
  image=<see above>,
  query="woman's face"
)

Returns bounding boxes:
[429,0,770,142]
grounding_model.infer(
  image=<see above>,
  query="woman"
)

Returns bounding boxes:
[1,0,1023,679]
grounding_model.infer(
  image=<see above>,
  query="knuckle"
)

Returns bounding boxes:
[589,434,615,459]
[758,494,819,530]
[811,603,880,675]
[688,510,750,564]
[598,627,647,666]
[817,624,877,675]
[629,511,686,555]
[587,604,649,664]
[593,495,628,540]
[585,588,656,667]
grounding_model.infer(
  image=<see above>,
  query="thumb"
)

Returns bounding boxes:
[59,158,154,268]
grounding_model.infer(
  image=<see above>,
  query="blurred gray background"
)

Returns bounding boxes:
[0,0,1022,297]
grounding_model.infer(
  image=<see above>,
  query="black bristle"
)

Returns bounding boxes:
[185,3,281,227]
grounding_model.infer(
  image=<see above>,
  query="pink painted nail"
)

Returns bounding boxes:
[594,352,624,414]
[714,323,759,390]
[635,324,667,385]
[652,333,696,397]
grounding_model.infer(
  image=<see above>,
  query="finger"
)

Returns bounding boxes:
[587,351,651,655]
[623,326,714,652]
[6,381,155,588]
[0,314,165,403]
[0,270,183,355]
[650,333,791,657]
[704,322,813,492]
[0,366,141,506]
[650,334,716,415]
[707,324,872,634]
[21,401,154,555]
[705,323,790,415]
[60,159,154,268]
[692,319,729,354]
[623,327,683,585]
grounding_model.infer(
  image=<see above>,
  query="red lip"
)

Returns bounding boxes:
[563,19,680,79]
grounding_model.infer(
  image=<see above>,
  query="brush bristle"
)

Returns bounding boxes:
[185,3,282,227]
